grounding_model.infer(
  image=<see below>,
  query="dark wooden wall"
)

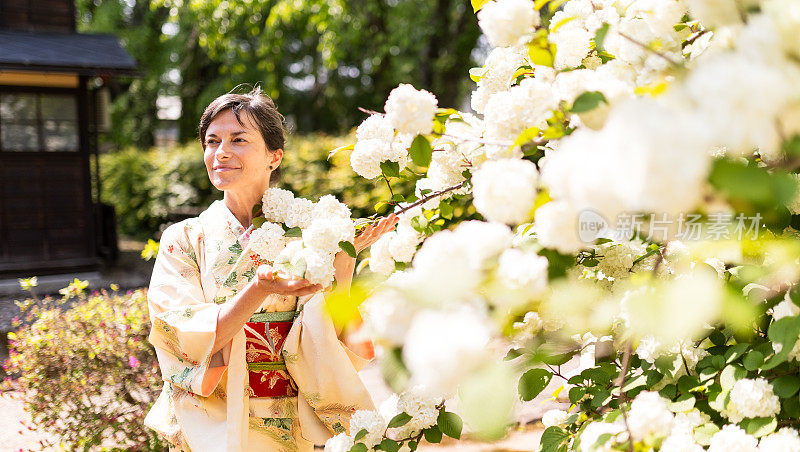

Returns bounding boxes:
[0,82,98,276]
[0,0,75,32]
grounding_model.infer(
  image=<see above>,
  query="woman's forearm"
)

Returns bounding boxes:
[211,280,270,356]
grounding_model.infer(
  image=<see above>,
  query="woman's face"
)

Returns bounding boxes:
[203,109,281,194]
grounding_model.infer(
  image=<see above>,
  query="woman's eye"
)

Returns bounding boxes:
[234,138,246,142]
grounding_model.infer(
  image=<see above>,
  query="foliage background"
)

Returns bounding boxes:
[76,0,484,148]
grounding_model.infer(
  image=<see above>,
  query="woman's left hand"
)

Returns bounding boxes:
[353,213,399,254]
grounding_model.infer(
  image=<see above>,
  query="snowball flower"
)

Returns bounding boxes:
[551,25,592,70]
[402,308,493,397]
[542,409,569,428]
[627,391,674,441]
[324,433,354,452]
[356,114,395,143]
[313,194,352,221]
[249,222,287,262]
[759,428,800,452]
[472,158,538,224]
[369,234,396,275]
[709,424,759,452]
[351,139,391,179]
[388,223,421,263]
[477,0,538,47]
[284,197,315,229]
[362,288,415,345]
[349,410,386,448]
[771,298,800,320]
[301,216,356,255]
[262,188,295,223]
[484,77,557,140]
[382,387,441,437]
[292,247,335,286]
[579,421,625,452]
[496,248,549,300]
[533,201,585,254]
[384,84,438,135]
[725,378,781,423]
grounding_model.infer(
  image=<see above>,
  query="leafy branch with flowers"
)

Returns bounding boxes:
[320,0,800,450]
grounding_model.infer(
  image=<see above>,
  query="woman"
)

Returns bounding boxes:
[143,87,398,452]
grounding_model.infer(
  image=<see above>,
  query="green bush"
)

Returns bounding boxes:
[100,133,410,239]
[1,286,167,451]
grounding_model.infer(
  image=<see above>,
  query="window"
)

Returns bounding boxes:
[0,92,79,152]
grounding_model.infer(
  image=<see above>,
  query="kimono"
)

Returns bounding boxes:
[144,199,375,451]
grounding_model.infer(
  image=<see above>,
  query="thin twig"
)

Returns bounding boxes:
[617,31,682,67]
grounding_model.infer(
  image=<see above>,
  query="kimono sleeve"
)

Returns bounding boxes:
[147,222,227,397]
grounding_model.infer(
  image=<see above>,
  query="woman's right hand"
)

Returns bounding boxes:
[254,265,322,297]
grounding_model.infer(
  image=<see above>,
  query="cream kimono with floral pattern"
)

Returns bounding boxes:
[144,200,375,451]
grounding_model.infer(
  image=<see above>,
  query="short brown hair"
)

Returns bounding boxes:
[199,86,286,183]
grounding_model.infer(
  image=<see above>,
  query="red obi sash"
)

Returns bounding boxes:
[244,310,297,398]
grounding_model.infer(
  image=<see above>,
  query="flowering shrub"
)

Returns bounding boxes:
[324,0,800,450]
[2,284,167,451]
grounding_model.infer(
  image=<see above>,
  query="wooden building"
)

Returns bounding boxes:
[0,0,137,277]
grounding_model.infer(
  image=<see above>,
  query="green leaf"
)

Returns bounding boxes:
[743,351,764,371]
[437,411,463,439]
[471,0,491,12]
[540,426,569,452]
[739,417,777,437]
[772,375,800,398]
[439,200,454,219]
[283,227,302,237]
[764,316,800,370]
[378,439,400,452]
[569,386,586,403]
[571,91,607,113]
[694,423,720,446]
[251,203,261,216]
[387,412,412,428]
[354,428,368,441]
[669,394,696,412]
[527,44,554,67]
[594,23,610,52]
[380,160,401,178]
[709,159,798,207]
[349,443,368,452]
[423,426,442,443]
[408,440,418,451]
[391,193,405,203]
[724,343,750,364]
[328,143,354,159]
[339,240,357,258]
[511,126,541,148]
[469,66,490,82]
[720,365,747,391]
[252,216,266,229]
[409,135,432,167]
[518,368,552,401]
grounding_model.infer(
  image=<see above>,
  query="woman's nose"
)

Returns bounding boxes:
[215,141,232,159]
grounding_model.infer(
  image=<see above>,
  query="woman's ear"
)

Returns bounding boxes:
[269,148,284,168]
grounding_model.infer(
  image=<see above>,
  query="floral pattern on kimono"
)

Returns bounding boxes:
[144,200,375,452]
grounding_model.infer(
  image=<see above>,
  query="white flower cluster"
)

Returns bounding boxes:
[324,389,441,451]
[472,158,539,225]
[384,83,438,136]
[626,391,674,441]
[368,214,423,276]
[379,387,440,437]
[541,409,569,428]
[708,424,759,452]
[350,114,413,179]
[256,188,355,286]
[758,428,800,452]
[477,0,538,48]
[723,378,781,423]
